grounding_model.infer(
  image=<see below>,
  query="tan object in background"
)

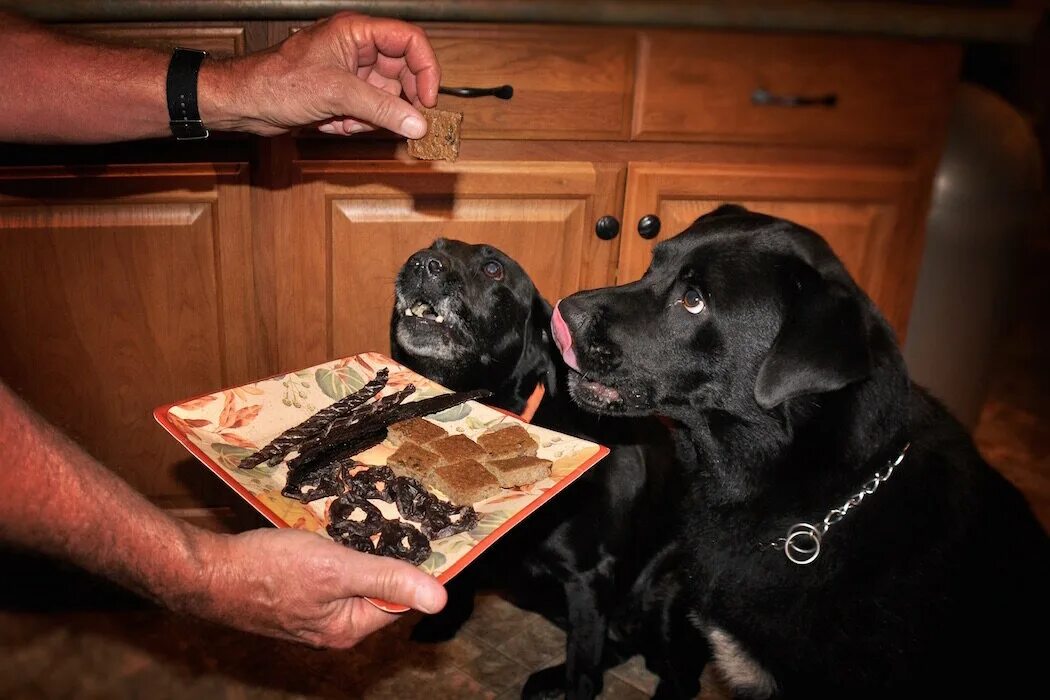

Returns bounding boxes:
[407,107,463,162]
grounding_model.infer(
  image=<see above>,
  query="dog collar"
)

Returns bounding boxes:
[764,443,910,565]
[517,382,546,423]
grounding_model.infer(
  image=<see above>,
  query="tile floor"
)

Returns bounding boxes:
[1,231,1046,699]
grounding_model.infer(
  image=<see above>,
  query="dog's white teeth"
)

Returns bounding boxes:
[405,308,413,317]
[435,315,444,324]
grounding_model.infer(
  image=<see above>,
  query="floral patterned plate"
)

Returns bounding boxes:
[154,352,609,612]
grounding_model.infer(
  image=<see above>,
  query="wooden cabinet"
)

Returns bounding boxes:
[0,21,960,509]
[427,25,635,140]
[0,164,259,507]
[634,31,959,148]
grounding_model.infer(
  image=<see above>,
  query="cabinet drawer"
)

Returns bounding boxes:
[427,25,634,140]
[64,24,247,57]
[634,31,959,148]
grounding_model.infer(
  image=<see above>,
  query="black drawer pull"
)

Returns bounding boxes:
[439,85,514,100]
[637,214,661,240]
[751,88,838,108]
[595,215,620,240]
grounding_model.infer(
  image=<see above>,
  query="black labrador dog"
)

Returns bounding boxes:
[551,205,1050,697]
[391,239,706,699]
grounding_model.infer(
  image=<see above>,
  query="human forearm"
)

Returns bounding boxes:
[0,379,445,646]
[0,379,210,606]
[0,12,177,143]
[0,11,439,144]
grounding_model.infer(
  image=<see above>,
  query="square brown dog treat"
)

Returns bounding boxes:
[483,455,553,488]
[426,459,502,505]
[387,417,447,447]
[407,107,463,162]
[387,442,443,481]
[430,434,487,463]
[477,424,539,460]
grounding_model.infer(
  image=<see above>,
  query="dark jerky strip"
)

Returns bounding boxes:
[389,476,478,539]
[239,368,390,469]
[328,494,383,535]
[282,430,387,502]
[375,521,431,565]
[300,388,413,449]
[292,388,492,469]
[326,491,432,564]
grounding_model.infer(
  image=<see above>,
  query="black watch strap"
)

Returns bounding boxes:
[166,47,209,140]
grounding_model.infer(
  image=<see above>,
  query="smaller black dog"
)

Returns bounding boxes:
[391,239,706,699]
[553,205,1050,697]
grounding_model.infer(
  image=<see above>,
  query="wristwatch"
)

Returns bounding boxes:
[166,47,209,140]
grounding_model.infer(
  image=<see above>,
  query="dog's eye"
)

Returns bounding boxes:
[482,260,504,280]
[681,289,705,315]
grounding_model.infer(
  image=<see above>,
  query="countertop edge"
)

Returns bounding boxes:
[0,1,1042,45]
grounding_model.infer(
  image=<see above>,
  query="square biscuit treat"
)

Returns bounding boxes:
[426,459,502,505]
[407,107,463,162]
[477,424,539,460]
[387,417,447,447]
[387,442,443,482]
[483,455,553,488]
[430,434,487,463]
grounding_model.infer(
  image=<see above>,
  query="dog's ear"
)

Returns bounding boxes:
[753,267,873,410]
[694,204,750,225]
[525,291,558,396]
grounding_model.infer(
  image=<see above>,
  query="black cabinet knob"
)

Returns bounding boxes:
[595,215,620,240]
[638,214,661,239]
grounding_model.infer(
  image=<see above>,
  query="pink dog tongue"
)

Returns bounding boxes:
[551,303,581,372]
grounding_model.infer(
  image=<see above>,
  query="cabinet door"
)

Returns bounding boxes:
[619,163,924,336]
[285,161,623,365]
[0,164,259,507]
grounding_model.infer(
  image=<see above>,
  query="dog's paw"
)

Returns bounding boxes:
[521,665,566,700]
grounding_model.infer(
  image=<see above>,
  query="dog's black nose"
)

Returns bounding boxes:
[407,250,449,279]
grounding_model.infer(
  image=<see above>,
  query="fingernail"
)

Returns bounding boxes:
[318,123,337,134]
[416,585,442,614]
[345,122,366,134]
[401,115,426,139]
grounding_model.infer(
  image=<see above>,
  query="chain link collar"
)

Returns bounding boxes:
[764,443,911,565]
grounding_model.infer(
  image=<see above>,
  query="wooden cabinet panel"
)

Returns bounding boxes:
[426,25,635,140]
[65,24,247,57]
[291,161,623,362]
[0,164,257,507]
[634,30,959,148]
[618,163,923,336]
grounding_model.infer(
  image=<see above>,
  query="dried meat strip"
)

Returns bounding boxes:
[326,491,431,564]
[292,388,491,469]
[282,430,387,502]
[239,368,390,469]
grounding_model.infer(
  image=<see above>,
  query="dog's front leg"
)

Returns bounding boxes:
[521,566,613,700]
[563,564,615,700]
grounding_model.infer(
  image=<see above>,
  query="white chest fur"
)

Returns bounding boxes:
[689,611,779,698]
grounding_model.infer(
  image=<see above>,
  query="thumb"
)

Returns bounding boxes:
[346,550,447,614]
[328,75,427,138]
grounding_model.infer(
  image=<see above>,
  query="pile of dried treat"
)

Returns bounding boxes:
[387,418,552,503]
[237,368,551,564]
